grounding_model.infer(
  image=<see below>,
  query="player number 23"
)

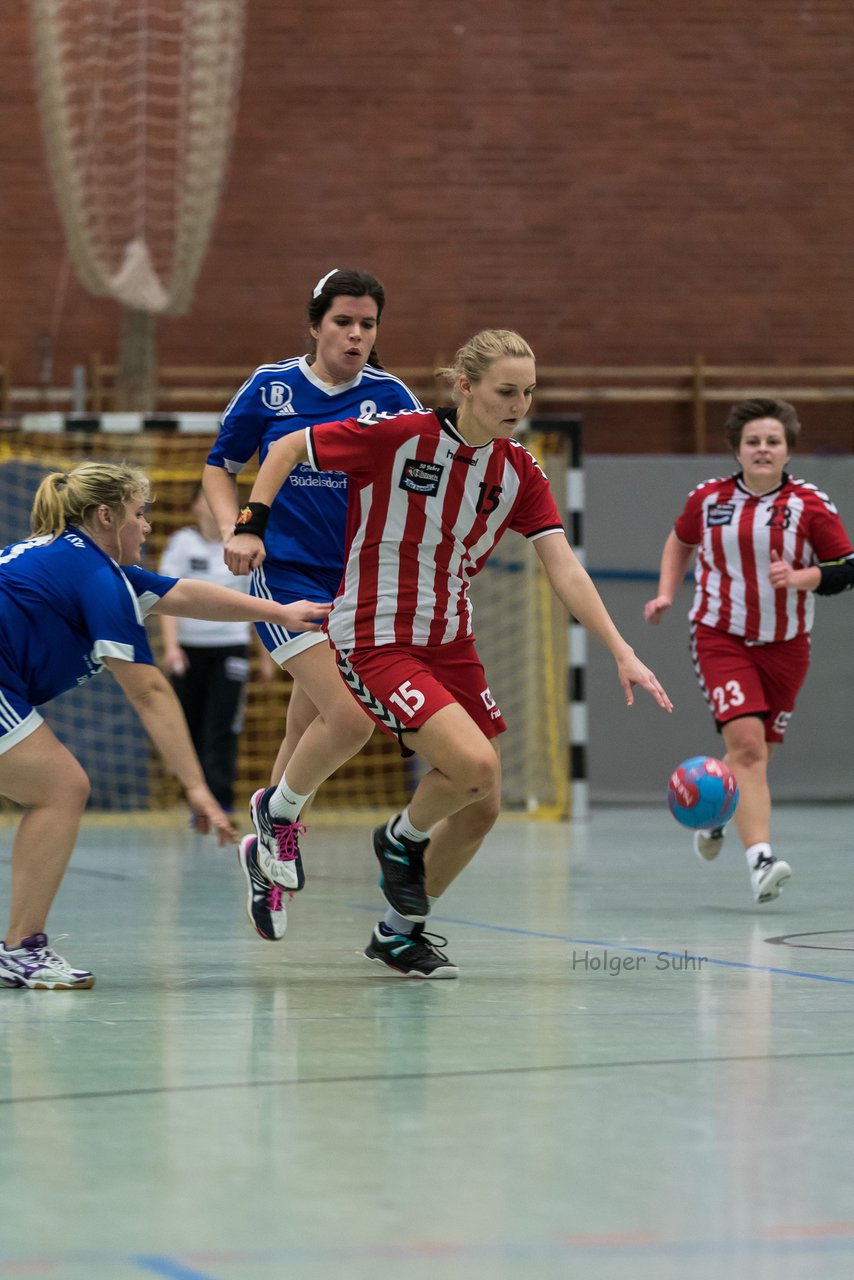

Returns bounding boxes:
[711,680,745,715]
[388,680,426,718]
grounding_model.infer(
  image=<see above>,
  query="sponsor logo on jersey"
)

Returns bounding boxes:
[260,381,295,415]
[288,471,347,489]
[707,502,735,526]
[400,458,444,496]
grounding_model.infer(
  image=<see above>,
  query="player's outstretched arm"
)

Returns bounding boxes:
[252,431,310,506]
[535,533,673,711]
[220,432,312,575]
[644,531,693,623]
[150,580,330,631]
[104,658,238,844]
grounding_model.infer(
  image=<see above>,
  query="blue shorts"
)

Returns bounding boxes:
[250,560,341,667]
[0,664,43,756]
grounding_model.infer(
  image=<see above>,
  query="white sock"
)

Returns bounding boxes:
[268,774,312,823]
[383,907,417,935]
[382,894,440,937]
[745,841,773,870]
[392,807,432,844]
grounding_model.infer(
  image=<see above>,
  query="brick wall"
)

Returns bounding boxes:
[2,0,854,452]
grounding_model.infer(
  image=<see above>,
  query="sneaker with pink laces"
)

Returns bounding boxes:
[237,834,288,941]
[249,787,306,892]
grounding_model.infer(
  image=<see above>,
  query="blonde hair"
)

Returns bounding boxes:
[435,329,535,402]
[31,461,152,538]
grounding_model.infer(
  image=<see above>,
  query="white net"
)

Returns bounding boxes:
[30,0,246,317]
[0,427,571,819]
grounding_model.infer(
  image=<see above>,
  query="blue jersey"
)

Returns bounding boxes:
[207,356,422,578]
[0,528,177,706]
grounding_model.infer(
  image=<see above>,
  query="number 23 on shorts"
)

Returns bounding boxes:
[712,680,745,716]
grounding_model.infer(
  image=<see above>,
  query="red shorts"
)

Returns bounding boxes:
[691,623,810,744]
[334,636,507,753]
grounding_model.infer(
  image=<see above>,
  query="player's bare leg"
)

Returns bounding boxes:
[722,716,772,845]
[367,709,500,978]
[721,717,789,902]
[0,725,89,945]
[269,679,318,786]
[424,744,502,897]
[402,704,499,829]
[0,726,95,990]
[277,643,373,794]
[248,643,373,896]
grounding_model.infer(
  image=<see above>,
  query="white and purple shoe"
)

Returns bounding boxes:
[0,934,94,989]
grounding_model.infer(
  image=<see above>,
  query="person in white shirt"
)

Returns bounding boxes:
[159,485,254,813]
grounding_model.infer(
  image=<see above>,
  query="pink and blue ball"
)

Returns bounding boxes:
[667,755,739,830]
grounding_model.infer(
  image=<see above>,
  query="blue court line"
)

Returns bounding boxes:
[133,1257,218,1280]
[354,905,854,986]
[589,567,659,581]
[586,568,695,582]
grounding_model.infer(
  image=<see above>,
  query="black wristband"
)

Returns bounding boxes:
[233,502,270,539]
[816,558,854,596]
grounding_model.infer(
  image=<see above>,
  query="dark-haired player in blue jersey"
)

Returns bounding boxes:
[203,268,423,943]
[0,462,330,989]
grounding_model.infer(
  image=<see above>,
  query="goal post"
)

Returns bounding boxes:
[0,416,581,820]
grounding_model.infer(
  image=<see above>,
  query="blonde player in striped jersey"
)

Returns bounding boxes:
[227,329,673,976]
[645,398,854,904]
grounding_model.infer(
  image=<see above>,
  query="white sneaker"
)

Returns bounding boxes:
[0,933,94,989]
[249,788,306,891]
[751,855,792,904]
[694,826,726,862]
[237,834,288,941]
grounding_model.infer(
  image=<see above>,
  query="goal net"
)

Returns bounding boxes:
[0,424,572,820]
[30,0,246,407]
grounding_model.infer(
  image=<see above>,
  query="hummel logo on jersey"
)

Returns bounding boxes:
[400,458,444,496]
[357,409,397,427]
[707,503,735,526]
[448,450,476,465]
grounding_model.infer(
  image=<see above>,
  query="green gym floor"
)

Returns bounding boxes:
[1,804,853,1280]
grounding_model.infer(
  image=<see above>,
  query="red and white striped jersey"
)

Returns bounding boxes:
[674,472,853,642]
[306,407,564,649]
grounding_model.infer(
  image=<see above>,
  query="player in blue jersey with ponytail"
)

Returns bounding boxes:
[0,462,329,989]
[203,268,423,943]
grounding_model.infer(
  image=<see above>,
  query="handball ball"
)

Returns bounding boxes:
[667,755,739,830]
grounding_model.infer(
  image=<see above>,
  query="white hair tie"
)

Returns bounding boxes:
[312,268,339,298]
